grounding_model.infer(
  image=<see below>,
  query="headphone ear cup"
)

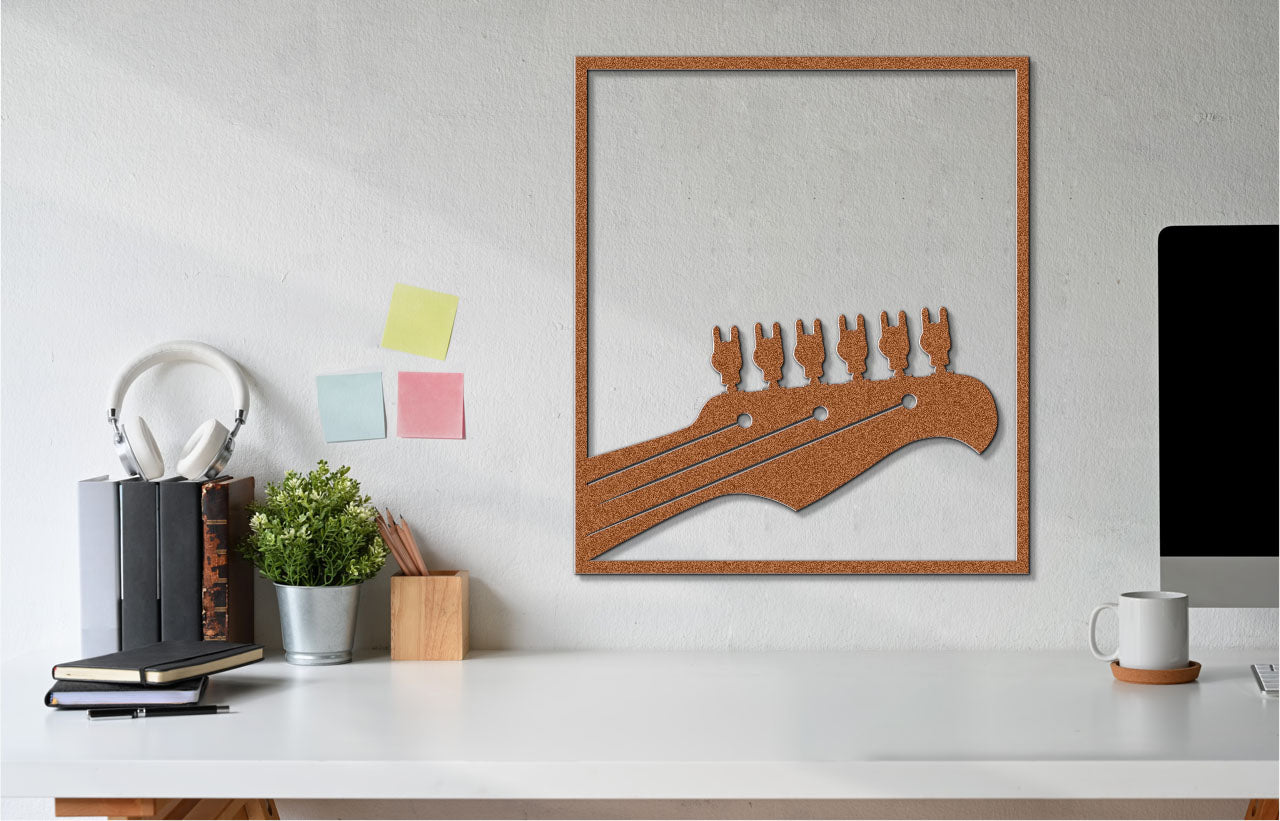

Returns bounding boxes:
[126,417,165,480]
[177,419,230,480]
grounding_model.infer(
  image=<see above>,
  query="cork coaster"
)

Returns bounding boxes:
[1110,660,1201,685]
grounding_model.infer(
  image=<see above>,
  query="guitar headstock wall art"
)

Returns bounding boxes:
[578,308,998,568]
[575,56,1031,574]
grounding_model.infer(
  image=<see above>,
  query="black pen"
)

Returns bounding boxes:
[87,705,230,720]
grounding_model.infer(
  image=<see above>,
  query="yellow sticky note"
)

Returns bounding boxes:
[380,283,459,360]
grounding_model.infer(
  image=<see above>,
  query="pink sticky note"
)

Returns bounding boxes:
[398,372,465,439]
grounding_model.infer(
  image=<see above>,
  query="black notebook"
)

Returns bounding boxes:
[45,677,208,709]
[52,640,263,685]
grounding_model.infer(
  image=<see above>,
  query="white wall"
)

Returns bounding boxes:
[3,0,1277,664]
[590,69,1020,563]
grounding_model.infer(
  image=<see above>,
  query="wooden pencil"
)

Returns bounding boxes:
[377,518,416,576]
[397,520,429,577]
[395,517,430,577]
[378,513,419,577]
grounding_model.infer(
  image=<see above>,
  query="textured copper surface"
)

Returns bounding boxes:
[575,56,1031,574]
[580,311,998,565]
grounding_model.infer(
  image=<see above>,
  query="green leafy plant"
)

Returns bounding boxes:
[240,460,388,586]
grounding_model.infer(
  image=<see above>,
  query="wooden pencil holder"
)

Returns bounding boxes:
[390,571,469,660]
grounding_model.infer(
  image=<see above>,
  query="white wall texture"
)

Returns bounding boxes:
[590,69,1020,563]
[4,1,1277,817]
[4,0,1278,676]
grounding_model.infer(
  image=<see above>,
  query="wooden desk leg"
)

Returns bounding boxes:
[242,800,279,820]
[1247,798,1280,820]
[54,798,154,818]
[55,798,278,820]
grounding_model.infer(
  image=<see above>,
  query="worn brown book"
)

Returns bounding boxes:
[201,477,255,642]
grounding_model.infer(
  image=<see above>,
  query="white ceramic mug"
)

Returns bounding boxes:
[1088,591,1189,670]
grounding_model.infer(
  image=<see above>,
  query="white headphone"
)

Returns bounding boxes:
[107,341,250,481]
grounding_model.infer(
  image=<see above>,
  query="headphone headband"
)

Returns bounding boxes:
[107,340,250,421]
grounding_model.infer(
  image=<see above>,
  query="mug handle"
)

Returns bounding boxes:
[1088,602,1119,661]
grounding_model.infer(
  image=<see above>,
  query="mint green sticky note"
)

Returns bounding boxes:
[316,372,386,442]
[381,283,459,360]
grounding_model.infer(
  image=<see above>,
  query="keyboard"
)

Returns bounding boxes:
[1251,663,1278,695]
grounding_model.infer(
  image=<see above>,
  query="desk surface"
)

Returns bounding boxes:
[3,649,1276,800]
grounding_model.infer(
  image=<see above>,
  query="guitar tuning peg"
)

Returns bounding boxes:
[837,313,868,379]
[920,307,951,373]
[753,321,784,389]
[711,325,743,392]
[794,319,825,386]
[877,310,911,377]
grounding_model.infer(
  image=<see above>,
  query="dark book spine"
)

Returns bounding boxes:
[159,481,203,641]
[200,481,231,641]
[119,481,160,649]
[202,477,255,642]
[226,478,256,643]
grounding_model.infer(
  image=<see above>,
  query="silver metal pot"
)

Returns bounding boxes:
[274,582,362,665]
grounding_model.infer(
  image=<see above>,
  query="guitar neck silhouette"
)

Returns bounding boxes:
[578,308,998,562]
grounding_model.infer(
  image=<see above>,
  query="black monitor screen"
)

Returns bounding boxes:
[1158,225,1279,558]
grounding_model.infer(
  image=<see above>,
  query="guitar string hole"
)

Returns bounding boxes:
[902,394,918,409]
[813,406,829,421]
[737,413,752,429]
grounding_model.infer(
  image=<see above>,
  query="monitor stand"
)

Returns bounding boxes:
[1160,556,1279,608]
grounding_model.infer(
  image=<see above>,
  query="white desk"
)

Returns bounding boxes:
[2,650,1276,801]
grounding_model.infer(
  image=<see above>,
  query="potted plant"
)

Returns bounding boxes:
[240,460,388,665]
